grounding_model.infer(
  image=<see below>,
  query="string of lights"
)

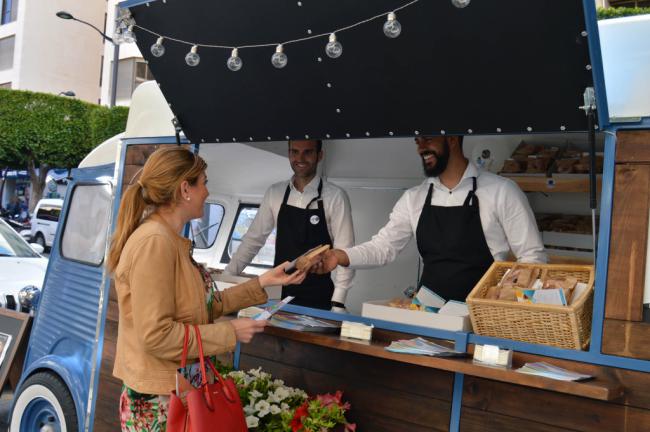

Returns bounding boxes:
[115,0,471,71]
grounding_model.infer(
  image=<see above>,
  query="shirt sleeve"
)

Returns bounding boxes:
[213,277,268,317]
[498,180,548,263]
[129,234,237,360]
[344,189,415,269]
[327,187,356,303]
[224,187,276,275]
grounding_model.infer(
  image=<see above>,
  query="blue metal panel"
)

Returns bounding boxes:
[449,373,464,432]
[119,0,157,9]
[582,0,610,127]
[234,343,241,370]
[121,136,189,146]
[590,132,616,352]
[16,164,114,432]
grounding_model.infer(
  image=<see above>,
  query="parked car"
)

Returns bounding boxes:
[30,198,63,250]
[0,218,47,311]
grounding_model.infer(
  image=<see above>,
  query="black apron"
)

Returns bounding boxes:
[274,179,334,310]
[416,177,494,302]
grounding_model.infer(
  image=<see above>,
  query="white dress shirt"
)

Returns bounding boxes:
[345,162,547,269]
[225,176,355,303]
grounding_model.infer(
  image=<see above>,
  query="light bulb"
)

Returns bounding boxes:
[122,25,136,44]
[383,12,402,38]
[451,0,471,8]
[271,44,288,68]
[185,45,200,67]
[150,37,165,57]
[227,48,243,71]
[325,33,342,58]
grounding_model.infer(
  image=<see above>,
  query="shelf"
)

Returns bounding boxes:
[264,324,623,401]
[501,174,603,193]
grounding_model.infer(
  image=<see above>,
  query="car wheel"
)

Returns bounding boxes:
[34,233,47,251]
[10,371,78,432]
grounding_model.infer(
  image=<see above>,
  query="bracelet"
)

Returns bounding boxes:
[331,301,345,309]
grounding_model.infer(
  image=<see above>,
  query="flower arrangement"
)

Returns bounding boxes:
[226,368,355,432]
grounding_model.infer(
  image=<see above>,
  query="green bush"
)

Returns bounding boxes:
[597,6,650,20]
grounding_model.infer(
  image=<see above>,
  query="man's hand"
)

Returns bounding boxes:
[313,249,350,274]
[230,318,267,343]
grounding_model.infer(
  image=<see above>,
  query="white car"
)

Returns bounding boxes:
[0,218,48,310]
[30,198,63,250]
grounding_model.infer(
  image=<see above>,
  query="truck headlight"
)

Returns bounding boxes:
[18,285,41,310]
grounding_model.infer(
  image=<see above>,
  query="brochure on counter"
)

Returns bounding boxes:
[385,337,467,358]
[516,361,593,382]
[270,313,340,333]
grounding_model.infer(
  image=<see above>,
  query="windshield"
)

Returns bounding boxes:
[0,222,39,258]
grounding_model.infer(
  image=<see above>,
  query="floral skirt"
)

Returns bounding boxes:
[119,385,170,432]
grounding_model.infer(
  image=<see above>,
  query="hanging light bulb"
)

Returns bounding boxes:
[227,48,243,71]
[451,0,471,8]
[271,44,288,69]
[383,12,402,38]
[325,33,342,58]
[122,25,137,44]
[185,45,200,67]
[150,37,165,57]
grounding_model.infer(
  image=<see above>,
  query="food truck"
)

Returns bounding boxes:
[5,1,650,431]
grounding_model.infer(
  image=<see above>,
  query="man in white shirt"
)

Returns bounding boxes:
[225,140,355,310]
[317,135,546,302]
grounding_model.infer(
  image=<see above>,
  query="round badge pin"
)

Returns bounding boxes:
[310,215,320,225]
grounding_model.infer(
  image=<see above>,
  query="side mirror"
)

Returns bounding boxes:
[30,243,45,254]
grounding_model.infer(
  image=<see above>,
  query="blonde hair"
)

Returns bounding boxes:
[107,146,207,272]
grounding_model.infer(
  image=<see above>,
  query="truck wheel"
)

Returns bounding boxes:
[10,371,78,432]
[34,232,47,250]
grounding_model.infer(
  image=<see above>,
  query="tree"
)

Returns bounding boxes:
[0,89,128,211]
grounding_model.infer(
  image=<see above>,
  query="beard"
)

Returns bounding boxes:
[422,141,450,177]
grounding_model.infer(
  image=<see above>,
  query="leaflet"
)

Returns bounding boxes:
[385,337,466,357]
[516,361,593,381]
[253,296,295,321]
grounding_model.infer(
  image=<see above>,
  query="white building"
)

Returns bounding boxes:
[100,1,152,107]
[0,0,105,103]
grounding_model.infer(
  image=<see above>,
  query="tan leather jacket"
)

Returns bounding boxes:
[112,214,267,394]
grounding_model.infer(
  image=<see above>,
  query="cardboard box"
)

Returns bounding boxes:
[361,299,472,332]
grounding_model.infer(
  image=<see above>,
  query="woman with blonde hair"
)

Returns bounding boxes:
[108,146,306,431]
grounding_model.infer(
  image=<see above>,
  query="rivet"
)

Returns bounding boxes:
[586,65,592,71]
[581,30,588,37]
[467,129,473,134]
[285,135,290,140]
[297,1,302,5]
[305,134,310,139]
[365,132,370,136]
[232,138,236,142]
[249,137,253,141]
[346,133,351,138]
[496,128,502,133]
[307,29,312,34]
[527,126,533,132]
[414,130,420,135]
[441,130,446,135]
[201,138,205,143]
[168,103,172,107]
[216,138,220,142]
[336,108,341,113]
[560,125,566,131]
[317,57,322,62]
[389,131,394,136]
[267,136,271,140]
[595,124,599,130]
[326,134,331,138]
[327,83,332,88]
[146,2,150,6]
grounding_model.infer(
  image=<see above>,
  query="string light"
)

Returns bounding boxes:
[227,48,243,71]
[271,44,288,68]
[185,45,200,66]
[118,0,471,70]
[383,12,402,38]
[325,33,343,58]
[150,37,165,57]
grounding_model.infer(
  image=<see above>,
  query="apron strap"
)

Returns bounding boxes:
[305,178,324,210]
[463,177,479,207]
[281,183,291,205]
[424,183,434,207]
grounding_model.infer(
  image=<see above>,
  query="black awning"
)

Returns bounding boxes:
[123,0,601,143]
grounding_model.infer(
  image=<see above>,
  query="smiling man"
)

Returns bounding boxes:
[317,135,546,303]
[225,140,355,310]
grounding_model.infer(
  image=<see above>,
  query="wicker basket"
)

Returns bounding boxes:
[467,262,594,350]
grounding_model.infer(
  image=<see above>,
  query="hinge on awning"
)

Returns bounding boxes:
[579,87,596,114]
[172,117,182,146]
[579,86,598,260]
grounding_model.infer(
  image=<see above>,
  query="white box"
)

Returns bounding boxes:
[361,299,472,332]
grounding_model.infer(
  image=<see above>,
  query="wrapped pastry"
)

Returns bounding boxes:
[485,285,500,300]
[555,158,579,173]
[501,159,525,173]
[526,156,552,174]
[497,285,517,301]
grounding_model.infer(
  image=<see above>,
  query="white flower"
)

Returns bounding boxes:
[270,404,282,415]
[274,386,290,401]
[281,402,290,411]
[246,415,259,428]
[273,379,285,387]
[250,390,263,400]
[255,400,271,418]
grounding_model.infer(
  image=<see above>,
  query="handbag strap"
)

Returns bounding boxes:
[180,324,190,369]
[191,325,237,404]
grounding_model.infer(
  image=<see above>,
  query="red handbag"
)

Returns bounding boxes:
[167,325,247,432]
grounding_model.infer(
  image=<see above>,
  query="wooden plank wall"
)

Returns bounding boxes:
[240,333,455,432]
[602,130,650,359]
[93,144,159,431]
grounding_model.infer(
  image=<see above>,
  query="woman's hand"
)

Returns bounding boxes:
[230,318,267,343]
[258,261,307,288]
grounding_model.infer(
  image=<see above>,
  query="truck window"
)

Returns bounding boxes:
[222,205,276,267]
[60,184,112,265]
[189,202,224,249]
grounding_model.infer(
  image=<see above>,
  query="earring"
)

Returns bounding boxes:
[186,197,190,201]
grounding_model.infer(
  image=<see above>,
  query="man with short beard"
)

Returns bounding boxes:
[225,140,354,311]
[316,135,546,303]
